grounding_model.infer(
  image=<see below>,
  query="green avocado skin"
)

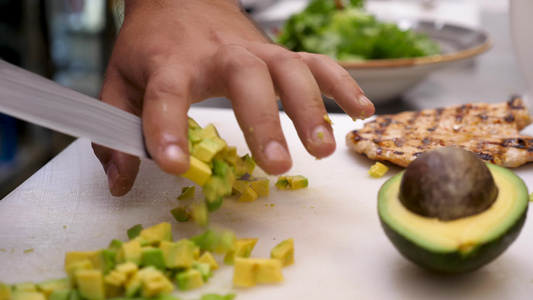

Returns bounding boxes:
[379,207,527,274]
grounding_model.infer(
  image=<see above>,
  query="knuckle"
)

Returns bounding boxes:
[217,45,267,73]
[272,50,306,65]
[147,71,188,100]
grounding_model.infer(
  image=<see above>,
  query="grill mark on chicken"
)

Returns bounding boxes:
[346,98,533,168]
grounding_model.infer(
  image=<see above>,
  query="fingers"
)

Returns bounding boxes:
[142,65,192,175]
[212,44,292,175]
[248,44,335,158]
[94,71,141,196]
[298,52,375,120]
[92,143,140,197]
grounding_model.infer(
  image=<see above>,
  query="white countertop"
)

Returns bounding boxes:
[1,107,533,300]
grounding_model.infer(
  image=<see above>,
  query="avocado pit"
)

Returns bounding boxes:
[399,147,498,221]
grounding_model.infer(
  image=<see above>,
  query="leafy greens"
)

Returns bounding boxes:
[276,0,440,61]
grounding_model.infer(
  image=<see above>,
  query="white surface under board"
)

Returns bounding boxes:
[1,107,533,300]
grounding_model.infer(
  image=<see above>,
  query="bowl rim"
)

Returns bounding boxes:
[337,20,493,69]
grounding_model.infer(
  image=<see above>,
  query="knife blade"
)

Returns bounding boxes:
[0,59,149,158]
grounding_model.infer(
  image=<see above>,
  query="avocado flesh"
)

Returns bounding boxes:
[378,164,528,273]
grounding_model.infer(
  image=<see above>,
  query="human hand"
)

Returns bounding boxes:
[93,0,375,196]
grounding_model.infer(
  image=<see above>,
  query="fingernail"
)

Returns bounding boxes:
[358,94,372,107]
[264,141,290,163]
[311,125,334,146]
[107,163,119,191]
[163,144,188,164]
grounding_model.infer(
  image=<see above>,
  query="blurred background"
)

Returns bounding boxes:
[0,0,526,198]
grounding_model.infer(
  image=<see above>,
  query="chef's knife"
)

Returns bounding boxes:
[0,59,149,158]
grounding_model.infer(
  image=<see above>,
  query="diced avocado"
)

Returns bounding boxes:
[250,178,270,197]
[68,289,83,300]
[12,282,36,292]
[288,175,308,189]
[225,146,237,158]
[48,289,71,300]
[232,179,251,194]
[75,270,105,300]
[224,152,240,172]
[178,186,196,200]
[198,124,220,139]
[192,262,213,282]
[368,162,389,178]
[159,239,196,269]
[124,272,142,298]
[200,294,236,300]
[190,229,236,254]
[36,278,70,298]
[203,176,230,212]
[182,156,212,186]
[103,270,126,298]
[138,267,174,298]
[175,269,204,291]
[127,224,144,240]
[238,186,258,202]
[65,259,93,285]
[0,283,11,300]
[10,291,46,300]
[139,222,173,245]
[274,178,289,190]
[241,154,256,174]
[212,160,228,178]
[170,205,189,222]
[212,160,235,194]
[157,293,183,300]
[65,250,114,276]
[193,138,225,163]
[114,261,139,276]
[233,258,283,287]
[249,258,284,284]
[190,203,209,227]
[271,238,294,267]
[87,249,117,274]
[188,128,202,144]
[116,238,142,265]
[224,238,258,265]
[197,251,219,270]
[275,175,308,190]
[188,117,201,130]
[108,239,123,252]
[141,247,166,270]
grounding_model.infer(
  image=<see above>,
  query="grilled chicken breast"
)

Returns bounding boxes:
[346,97,533,168]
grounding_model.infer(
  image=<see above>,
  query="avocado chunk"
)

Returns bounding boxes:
[75,270,105,300]
[10,290,46,300]
[378,148,529,274]
[271,238,294,267]
[232,258,284,287]
[139,222,173,245]
[0,283,11,300]
[182,156,212,186]
[127,224,143,240]
[175,269,204,291]
[224,238,258,265]
[399,147,498,220]
[178,186,196,200]
[36,278,70,298]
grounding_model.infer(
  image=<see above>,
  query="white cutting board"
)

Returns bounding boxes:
[1,107,533,300]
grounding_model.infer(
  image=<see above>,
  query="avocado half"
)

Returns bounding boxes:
[378,164,529,274]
